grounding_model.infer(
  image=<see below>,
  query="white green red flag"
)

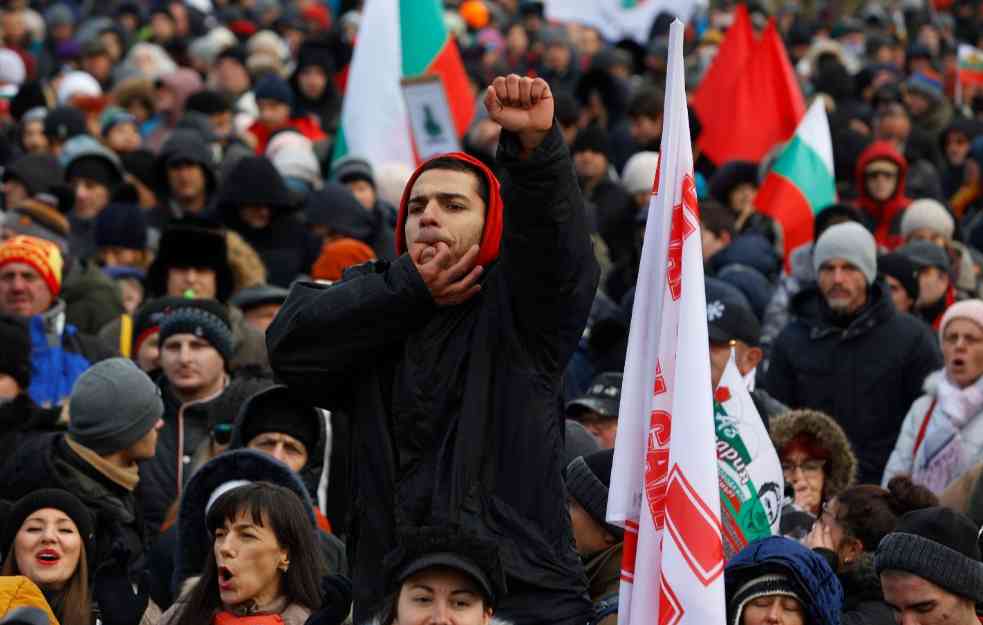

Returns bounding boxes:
[958,44,983,86]
[332,0,475,170]
[607,19,726,625]
[754,98,836,267]
[713,351,784,560]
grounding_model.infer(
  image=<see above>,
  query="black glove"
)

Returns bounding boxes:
[304,574,352,625]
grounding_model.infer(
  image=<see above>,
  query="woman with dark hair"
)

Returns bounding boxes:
[373,527,510,625]
[160,482,324,625]
[804,476,938,625]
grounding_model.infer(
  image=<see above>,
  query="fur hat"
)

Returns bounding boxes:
[769,409,858,502]
[146,224,235,302]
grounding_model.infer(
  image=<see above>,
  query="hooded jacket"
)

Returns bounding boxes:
[171,450,346,592]
[150,130,220,231]
[145,69,204,153]
[725,536,844,625]
[268,126,597,625]
[769,409,859,504]
[218,156,321,288]
[854,141,911,250]
[289,40,342,130]
[764,281,942,483]
[305,183,396,261]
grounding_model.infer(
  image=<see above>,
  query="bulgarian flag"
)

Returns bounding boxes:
[754,99,836,266]
[332,0,475,169]
[958,44,983,86]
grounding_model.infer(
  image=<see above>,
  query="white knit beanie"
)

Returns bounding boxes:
[621,151,660,195]
[900,198,954,240]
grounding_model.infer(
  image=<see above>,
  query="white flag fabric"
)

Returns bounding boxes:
[607,19,726,625]
[544,0,704,44]
[714,351,784,559]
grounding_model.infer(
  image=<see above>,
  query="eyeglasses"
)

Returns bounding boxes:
[211,423,234,446]
[865,170,898,181]
[781,459,826,476]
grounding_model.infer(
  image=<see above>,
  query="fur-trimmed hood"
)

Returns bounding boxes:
[770,408,859,500]
[173,449,318,590]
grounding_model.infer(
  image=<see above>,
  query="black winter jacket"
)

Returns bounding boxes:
[138,378,223,534]
[1,433,148,583]
[268,126,598,625]
[763,281,942,483]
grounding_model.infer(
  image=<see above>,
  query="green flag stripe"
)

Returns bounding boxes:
[771,136,836,214]
[399,0,447,77]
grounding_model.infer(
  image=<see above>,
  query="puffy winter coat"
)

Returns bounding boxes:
[764,281,942,483]
[882,370,983,491]
[0,576,59,625]
[726,536,844,625]
[268,126,597,625]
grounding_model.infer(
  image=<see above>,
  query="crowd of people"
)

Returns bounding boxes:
[0,0,981,625]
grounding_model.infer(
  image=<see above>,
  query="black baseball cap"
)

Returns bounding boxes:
[397,552,497,605]
[566,372,622,419]
[706,278,761,346]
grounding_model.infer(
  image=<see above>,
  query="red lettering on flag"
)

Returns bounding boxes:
[659,573,684,625]
[666,175,698,301]
[645,410,672,530]
[621,520,639,583]
[653,360,667,396]
[665,466,725,585]
[652,152,661,195]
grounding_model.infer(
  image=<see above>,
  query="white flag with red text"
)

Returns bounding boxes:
[607,19,727,625]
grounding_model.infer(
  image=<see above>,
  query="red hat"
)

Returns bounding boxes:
[0,235,63,297]
[395,152,503,268]
[311,237,376,282]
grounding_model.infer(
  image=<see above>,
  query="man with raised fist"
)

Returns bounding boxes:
[268,75,598,625]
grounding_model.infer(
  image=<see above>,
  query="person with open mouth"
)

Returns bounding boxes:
[884,299,983,493]
[0,489,95,625]
[158,481,347,625]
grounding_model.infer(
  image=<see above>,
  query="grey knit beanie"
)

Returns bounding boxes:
[874,506,983,603]
[812,221,877,285]
[900,198,954,241]
[68,358,164,455]
[565,449,623,540]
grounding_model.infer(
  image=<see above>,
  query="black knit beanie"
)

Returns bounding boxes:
[236,385,321,457]
[95,202,148,250]
[728,573,805,625]
[571,124,611,157]
[878,252,920,303]
[565,448,623,540]
[66,155,122,190]
[874,506,983,603]
[0,314,31,390]
[158,299,235,365]
[1,489,95,560]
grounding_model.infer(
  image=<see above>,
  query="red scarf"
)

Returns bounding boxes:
[213,612,284,625]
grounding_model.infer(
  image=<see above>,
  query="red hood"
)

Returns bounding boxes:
[854,140,911,249]
[395,152,504,267]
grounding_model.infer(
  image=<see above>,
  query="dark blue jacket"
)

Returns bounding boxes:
[726,536,843,625]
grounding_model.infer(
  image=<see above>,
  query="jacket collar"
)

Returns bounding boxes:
[792,281,895,341]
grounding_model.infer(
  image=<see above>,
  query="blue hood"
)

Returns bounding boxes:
[725,536,843,625]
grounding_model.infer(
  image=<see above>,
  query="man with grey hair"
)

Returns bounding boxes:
[763,222,941,483]
[875,506,983,625]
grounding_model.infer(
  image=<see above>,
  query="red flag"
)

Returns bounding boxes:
[691,4,753,163]
[695,15,805,165]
